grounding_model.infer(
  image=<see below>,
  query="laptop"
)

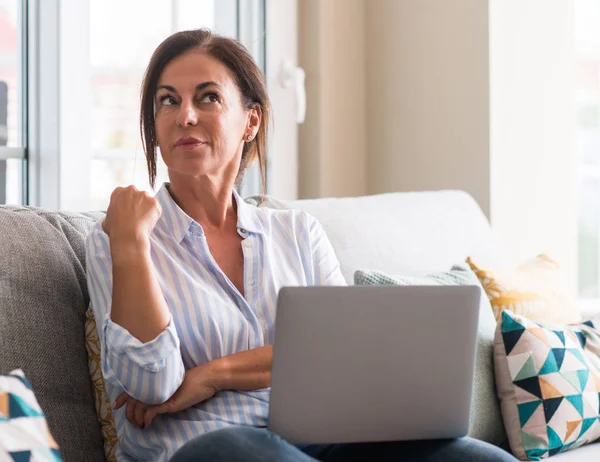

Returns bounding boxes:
[267,285,481,445]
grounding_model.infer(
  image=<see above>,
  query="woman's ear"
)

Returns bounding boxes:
[246,104,262,138]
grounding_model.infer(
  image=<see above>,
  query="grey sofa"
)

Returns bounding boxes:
[1,190,599,461]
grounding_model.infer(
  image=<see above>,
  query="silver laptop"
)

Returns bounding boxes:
[267,285,481,444]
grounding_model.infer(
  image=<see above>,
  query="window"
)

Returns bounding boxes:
[89,0,245,210]
[576,0,600,298]
[0,0,26,205]
[1,0,298,210]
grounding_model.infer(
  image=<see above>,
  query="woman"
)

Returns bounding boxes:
[86,29,516,462]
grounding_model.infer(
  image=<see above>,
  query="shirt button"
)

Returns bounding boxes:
[248,280,255,286]
[245,241,252,248]
[239,228,247,234]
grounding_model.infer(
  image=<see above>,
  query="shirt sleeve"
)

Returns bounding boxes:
[307,215,348,286]
[85,222,185,405]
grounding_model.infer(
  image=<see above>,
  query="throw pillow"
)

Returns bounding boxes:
[467,254,581,325]
[354,264,507,446]
[85,308,118,462]
[494,310,600,460]
[0,369,63,461]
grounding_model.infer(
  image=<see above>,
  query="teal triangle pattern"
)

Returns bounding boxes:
[503,329,526,356]
[8,394,43,418]
[526,448,547,460]
[578,370,590,390]
[10,451,32,462]
[547,426,563,450]
[515,377,543,400]
[544,397,564,423]
[552,348,566,369]
[553,331,566,345]
[562,442,575,452]
[561,371,582,393]
[539,352,559,375]
[575,331,587,349]
[502,311,526,332]
[514,356,538,381]
[521,430,547,451]
[580,417,597,439]
[566,395,584,417]
[518,401,542,427]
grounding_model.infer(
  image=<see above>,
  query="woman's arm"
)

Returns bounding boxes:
[110,237,171,342]
[87,223,185,406]
[117,345,273,428]
[206,345,272,391]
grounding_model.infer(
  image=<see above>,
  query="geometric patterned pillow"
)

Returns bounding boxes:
[0,369,63,461]
[494,310,600,460]
[84,308,118,462]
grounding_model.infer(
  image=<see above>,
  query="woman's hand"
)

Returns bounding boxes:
[102,185,162,245]
[114,365,219,429]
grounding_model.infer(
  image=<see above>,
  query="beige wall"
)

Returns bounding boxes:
[298,0,577,287]
[365,0,491,215]
[297,0,367,199]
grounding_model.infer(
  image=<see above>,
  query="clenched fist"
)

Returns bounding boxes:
[102,185,162,244]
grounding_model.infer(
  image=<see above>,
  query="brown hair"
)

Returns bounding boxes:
[140,29,270,193]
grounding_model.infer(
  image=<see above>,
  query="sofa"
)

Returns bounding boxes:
[0,189,599,461]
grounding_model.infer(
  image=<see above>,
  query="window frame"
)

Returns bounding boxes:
[3,0,299,209]
[0,0,28,204]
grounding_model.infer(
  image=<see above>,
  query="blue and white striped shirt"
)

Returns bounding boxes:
[85,183,346,462]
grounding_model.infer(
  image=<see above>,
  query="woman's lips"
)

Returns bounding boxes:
[175,137,206,150]
[176,141,205,151]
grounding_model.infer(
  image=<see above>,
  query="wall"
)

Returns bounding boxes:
[365,0,490,215]
[297,0,367,198]
[298,0,577,288]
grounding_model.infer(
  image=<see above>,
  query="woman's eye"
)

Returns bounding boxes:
[159,95,177,106]
[201,93,219,104]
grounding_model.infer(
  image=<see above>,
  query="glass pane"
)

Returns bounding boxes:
[576,0,600,297]
[90,155,169,211]
[89,0,237,206]
[0,158,24,205]
[0,0,22,148]
[578,177,600,297]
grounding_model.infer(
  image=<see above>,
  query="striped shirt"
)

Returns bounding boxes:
[85,183,346,462]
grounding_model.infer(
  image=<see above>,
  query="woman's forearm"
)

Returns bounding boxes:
[110,237,171,343]
[206,345,273,391]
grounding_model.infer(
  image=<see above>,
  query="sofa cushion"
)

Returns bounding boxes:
[249,190,507,284]
[548,441,600,461]
[494,311,600,460]
[0,206,106,462]
[354,264,507,446]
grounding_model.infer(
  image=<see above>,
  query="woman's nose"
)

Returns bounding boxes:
[176,101,198,127]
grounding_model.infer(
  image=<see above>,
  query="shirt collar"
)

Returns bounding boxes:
[232,188,263,236]
[154,183,263,244]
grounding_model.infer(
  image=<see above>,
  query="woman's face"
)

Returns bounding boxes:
[154,49,259,182]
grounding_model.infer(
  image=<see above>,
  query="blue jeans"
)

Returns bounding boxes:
[170,426,517,462]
